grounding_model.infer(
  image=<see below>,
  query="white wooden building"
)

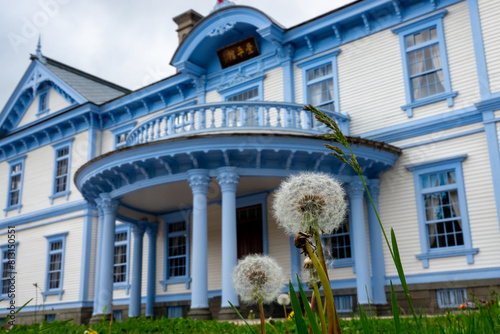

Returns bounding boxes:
[0,0,499,324]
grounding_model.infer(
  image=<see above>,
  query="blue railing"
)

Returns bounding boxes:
[126,101,350,146]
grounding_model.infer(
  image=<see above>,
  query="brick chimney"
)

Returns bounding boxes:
[173,10,204,43]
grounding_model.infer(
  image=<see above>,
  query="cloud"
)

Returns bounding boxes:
[0,0,355,108]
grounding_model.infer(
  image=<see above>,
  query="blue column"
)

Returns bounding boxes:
[79,205,94,302]
[348,181,374,305]
[94,194,118,316]
[146,223,159,317]
[92,206,104,316]
[290,236,302,287]
[187,169,211,319]
[366,181,387,304]
[216,167,239,318]
[129,223,146,318]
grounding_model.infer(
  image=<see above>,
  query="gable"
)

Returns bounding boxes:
[0,59,86,136]
[17,87,72,128]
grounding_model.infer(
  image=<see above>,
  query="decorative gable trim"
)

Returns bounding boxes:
[0,59,87,136]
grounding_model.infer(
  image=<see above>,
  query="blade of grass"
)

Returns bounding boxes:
[390,280,401,334]
[228,301,258,334]
[289,281,309,334]
[0,298,32,328]
[296,275,322,334]
[39,318,73,332]
[391,228,421,332]
[358,304,371,334]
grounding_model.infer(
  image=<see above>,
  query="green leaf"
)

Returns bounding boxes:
[390,280,401,334]
[289,281,309,334]
[296,275,322,334]
[0,298,32,328]
[228,301,258,334]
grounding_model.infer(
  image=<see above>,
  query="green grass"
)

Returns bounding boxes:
[1,303,499,334]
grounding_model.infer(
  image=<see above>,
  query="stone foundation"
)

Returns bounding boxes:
[1,279,497,325]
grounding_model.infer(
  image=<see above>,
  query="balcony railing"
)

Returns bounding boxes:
[126,101,350,146]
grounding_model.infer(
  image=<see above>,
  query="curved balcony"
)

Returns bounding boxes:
[126,101,350,146]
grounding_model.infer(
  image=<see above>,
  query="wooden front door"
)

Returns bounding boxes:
[236,204,263,259]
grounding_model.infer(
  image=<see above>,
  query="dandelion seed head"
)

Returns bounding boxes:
[273,172,347,235]
[232,254,285,304]
[277,294,291,306]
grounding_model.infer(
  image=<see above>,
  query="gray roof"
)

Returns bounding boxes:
[43,56,130,104]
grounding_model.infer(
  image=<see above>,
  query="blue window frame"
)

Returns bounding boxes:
[406,155,478,268]
[220,75,264,128]
[323,204,353,268]
[436,288,466,308]
[113,224,130,291]
[49,138,74,204]
[296,50,341,115]
[334,295,353,313]
[43,232,68,300]
[393,10,457,117]
[37,90,50,117]
[4,155,27,215]
[160,211,191,291]
[110,122,136,149]
[0,245,15,297]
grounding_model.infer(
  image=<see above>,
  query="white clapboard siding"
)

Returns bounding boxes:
[479,0,500,94]
[0,215,85,308]
[3,131,87,218]
[339,1,478,136]
[266,194,291,279]
[390,122,484,147]
[207,204,222,291]
[17,89,71,128]
[264,67,284,102]
[380,132,500,277]
[206,90,222,103]
[293,65,303,105]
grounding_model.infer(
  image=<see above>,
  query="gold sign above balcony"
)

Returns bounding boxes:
[217,36,260,69]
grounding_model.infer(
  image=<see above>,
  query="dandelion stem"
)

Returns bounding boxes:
[258,299,266,334]
[313,229,341,334]
[313,282,328,334]
[283,305,290,334]
[304,242,339,334]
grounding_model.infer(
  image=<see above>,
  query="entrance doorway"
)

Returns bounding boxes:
[236,204,263,259]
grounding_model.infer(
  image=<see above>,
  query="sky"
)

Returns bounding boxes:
[0,0,356,109]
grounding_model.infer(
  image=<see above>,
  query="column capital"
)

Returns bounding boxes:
[367,180,380,199]
[347,181,365,199]
[131,223,146,237]
[187,169,210,194]
[146,223,159,239]
[95,193,118,215]
[216,167,239,192]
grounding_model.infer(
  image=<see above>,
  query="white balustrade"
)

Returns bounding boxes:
[125,102,350,146]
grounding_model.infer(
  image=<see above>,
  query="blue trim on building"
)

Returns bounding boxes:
[49,137,75,204]
[296,50,341,115]
[466,0,490,99]
[3,155,27,216]
[387,267,500,285]
[160,210,192,291]
[407,155,476,268]
[113,224,131,294]
[0,200,88,229]
[482,110,500,229]
[236,192,270,255]
[399,127,484,149]
[360,106,481,143]
[42,232,68,301]
[111,122,137,149]
[79,207,95,302]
